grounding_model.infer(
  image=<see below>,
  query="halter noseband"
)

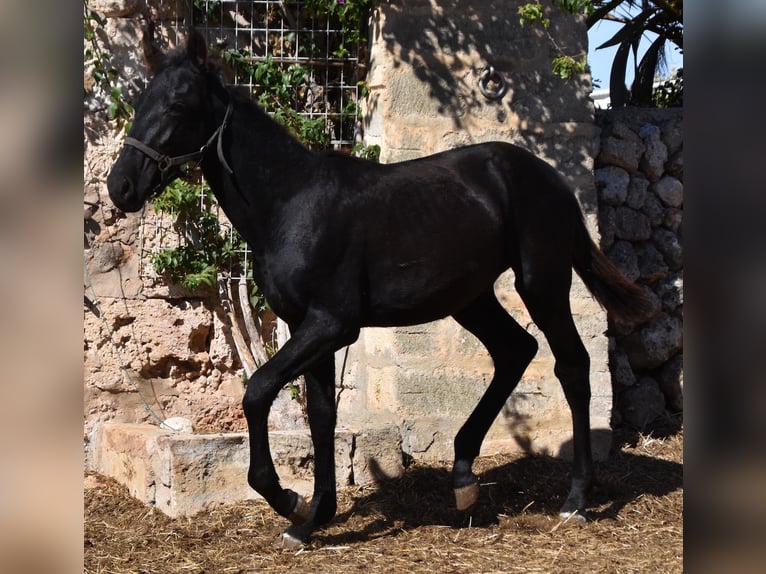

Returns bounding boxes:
[123,98,234,181]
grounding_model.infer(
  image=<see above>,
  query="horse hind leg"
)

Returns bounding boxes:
[515,269,593,520]
[451,291,538,511]
[280,355,338,548]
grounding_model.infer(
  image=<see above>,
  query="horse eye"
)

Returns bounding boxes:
[170,101,187,113]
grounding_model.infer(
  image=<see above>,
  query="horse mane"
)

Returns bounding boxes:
[143,24,228,80]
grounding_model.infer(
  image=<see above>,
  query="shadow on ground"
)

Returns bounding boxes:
[317,438,682,546]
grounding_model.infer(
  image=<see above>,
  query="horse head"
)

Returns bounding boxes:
[107,26,219,212]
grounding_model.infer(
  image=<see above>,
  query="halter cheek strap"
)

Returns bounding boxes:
[123,99,234,180]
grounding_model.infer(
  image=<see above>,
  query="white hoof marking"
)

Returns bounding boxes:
[454,482,480,511]
[558,509,587,523]
[278,531,305,550]
[288,494,310,525]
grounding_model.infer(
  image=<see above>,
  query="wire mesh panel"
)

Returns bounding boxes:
[195,0,365,149]
[139,0,370,284]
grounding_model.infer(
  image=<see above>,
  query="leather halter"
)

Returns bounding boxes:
[123,98,234,181]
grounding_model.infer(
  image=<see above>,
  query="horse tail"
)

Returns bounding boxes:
[572,212,654,324]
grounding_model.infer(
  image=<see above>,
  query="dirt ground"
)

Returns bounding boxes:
[85,429,683,573]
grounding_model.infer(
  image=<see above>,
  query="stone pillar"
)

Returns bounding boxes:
[336,0,611,462]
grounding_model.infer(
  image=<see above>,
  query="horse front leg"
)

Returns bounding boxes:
[241,309,357,545]
[242,356,309,523]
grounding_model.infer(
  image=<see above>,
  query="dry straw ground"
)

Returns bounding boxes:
[85,429,682,573]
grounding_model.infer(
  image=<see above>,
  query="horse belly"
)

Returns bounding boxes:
[362,242,505,327]
[354,163,512,326]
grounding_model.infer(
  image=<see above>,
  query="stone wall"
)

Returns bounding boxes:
[594,108,684,429]
[84,1,681,480]
[84,1,305,460]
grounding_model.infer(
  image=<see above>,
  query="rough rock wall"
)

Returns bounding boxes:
[594,108,684,429]
[83,1,305,457]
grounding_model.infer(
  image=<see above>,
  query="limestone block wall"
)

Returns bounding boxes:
[594,108,684,429]
[336,0,612,463]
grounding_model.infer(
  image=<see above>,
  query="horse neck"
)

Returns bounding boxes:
[200,85,317,244]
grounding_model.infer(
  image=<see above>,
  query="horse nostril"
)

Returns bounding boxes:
[107,171,139,212]
[120,177,133,198]
[109,176,133,201]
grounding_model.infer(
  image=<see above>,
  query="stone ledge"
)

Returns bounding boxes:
[88,422,403,517]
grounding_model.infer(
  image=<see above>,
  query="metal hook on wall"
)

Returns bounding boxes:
[478,66,508,101]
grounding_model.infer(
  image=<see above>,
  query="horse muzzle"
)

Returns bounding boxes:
[107,171,145,213]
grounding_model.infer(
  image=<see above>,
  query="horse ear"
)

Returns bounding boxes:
[141,22,163,73]
[187,29,208,68]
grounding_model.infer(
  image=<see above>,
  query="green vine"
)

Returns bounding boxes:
[303,0,373,58]
[351,142,381,161]
[520,1,683,106]
[652,69,683,108]
[222,50,331,150]
[213,1,375,151]
[152,1,376,300]
[551,54,589,80]
[83,0,134,130]
[518,1,591,80]
[150,179,250,293]
[193,0,223,24]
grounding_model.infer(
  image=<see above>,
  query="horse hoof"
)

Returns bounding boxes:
[277,530,306,550]
[454,482,480,511]
[558,509,587,523]
[288,493,311,526]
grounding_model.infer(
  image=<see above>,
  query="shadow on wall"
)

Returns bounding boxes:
[367,0,596,209]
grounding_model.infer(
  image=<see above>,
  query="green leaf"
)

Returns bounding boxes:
[586,0,625,28]
[518,3,550,28]
[631,34,665,106]
[609,41,631,107]
[552,55,587,80]
[558,0,594,15]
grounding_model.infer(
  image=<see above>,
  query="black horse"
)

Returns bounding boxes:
[108,28,652,547]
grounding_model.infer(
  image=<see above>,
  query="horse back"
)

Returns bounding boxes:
[320,142,554,325]
[260,141,577,326]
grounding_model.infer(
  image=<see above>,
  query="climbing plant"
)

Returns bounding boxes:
[150,179,244,293]
[518,0,593,80]
[150,0,378,297]
[83,0,134,130]
[222,50,331,150]
[303,0,374,58]
[518,0,683,107]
